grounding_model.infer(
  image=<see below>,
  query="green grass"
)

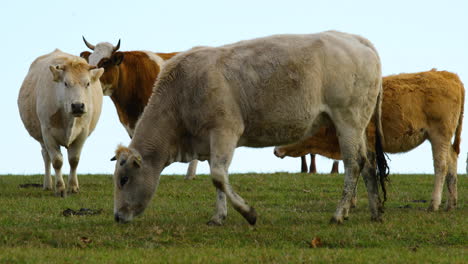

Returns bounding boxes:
[0,173,466,263]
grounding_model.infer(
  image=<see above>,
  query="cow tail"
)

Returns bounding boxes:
[452,84,464,155]
[374,84,389,203]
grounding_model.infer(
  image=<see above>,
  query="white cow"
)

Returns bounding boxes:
[18,49,104,196]
[112,31,388,225]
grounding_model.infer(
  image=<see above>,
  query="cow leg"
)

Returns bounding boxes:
[309,154,317,174]
[41,144,53,190]
[445,148,458,210]
[360,151,382,221]
[330,134,366,223]
[300,156,307,173]
[208,130,256,226]
[331,161,339,174]
[184,160,198,180]
[207,188,228,226]
[67,133,87,193]
[329,108,376,223]
[428,138,450,211]
[42,134,65,197]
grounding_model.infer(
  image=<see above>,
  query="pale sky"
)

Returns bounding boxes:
[2,0,467,175]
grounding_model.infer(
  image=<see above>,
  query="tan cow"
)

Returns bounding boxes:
[111,31,388,225]
[18,49,104,196]
[275,70,464,211]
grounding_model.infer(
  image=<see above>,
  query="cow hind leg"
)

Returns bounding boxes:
[360,151,382,221]
[41,145,53,190]
[445,148,458,210]
[330,128,368,224]
[208,130,256,226]
[300,156,307,173]
[428,138,450,211]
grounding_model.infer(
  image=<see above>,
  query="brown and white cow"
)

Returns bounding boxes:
[18,49,104,196]
[275,70,464,211]
[111,31,388,225]
[80,38,200,179]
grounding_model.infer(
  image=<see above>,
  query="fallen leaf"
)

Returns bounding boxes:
[310,237,322,248]
[80,237,92,244]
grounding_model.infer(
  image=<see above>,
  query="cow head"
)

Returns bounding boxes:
[80,37,123,96]
[49,62,104,117]
[111,145,162,223]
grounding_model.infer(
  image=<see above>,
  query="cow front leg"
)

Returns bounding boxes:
[41,144,53,190]
[67,134,86,194]
[207,189,228,226]
[209,129,256,225]
[43,135,66,197]
[184,160,198,180]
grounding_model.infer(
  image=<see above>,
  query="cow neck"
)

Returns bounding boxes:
[111,52,156,134]
[129,99,179,169]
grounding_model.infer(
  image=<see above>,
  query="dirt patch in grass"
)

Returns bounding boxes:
[62,208,103,217]
[18,183,42,188]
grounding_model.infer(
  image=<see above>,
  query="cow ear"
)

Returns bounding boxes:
[80,51,91,62]
[132,154,142,168]
[90,68,104,82]
[110,156,117,161]
[111,52,124,66]
[49,65,64,82]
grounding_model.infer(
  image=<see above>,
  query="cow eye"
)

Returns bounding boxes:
[98,58,109,68]
[86,82,90,88]
[64,82,68,87]
[120,175,129,187]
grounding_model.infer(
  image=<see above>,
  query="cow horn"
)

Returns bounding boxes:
[82,36,95,50]
[113,39,121,52]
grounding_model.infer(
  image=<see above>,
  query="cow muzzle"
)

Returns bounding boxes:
[273,147,286,158]
[71,102,86,117]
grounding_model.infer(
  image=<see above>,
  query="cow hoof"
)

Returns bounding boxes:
[330,217,344,225]
[371,216,383,222]
[43,186,53,191]
[206,220,223,226]
[427,204,439,212]
[68,187,79,194]
[240,207,257,226]
[55,190,67,198]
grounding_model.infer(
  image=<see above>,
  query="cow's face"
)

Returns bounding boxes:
[80,38,123,96]
[112,146,160,223]
[49,64,104,117]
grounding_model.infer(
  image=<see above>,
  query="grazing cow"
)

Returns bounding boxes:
[111,31,388,225]
[80,38,200,179]
[18,49,104,196]
[275,70,464,211]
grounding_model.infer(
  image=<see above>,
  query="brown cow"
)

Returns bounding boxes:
[80,39,202,178]
[80,38,177,136]
[275,70,464,211]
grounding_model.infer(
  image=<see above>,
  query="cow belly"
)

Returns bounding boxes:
[239,111,326,148]
[384,128,427,153]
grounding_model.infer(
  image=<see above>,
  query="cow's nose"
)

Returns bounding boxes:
[71,103,85,115]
